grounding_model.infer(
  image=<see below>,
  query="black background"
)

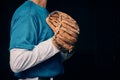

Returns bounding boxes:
[0,0,120,80]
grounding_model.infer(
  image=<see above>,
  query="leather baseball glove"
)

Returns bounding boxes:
[46,11,80,52]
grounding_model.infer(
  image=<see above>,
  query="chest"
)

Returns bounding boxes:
[36,16,54,44]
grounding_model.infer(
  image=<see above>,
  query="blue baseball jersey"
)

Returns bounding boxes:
[9,0,64,78]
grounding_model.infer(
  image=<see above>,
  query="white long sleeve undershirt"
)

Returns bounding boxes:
[10,38,74,73]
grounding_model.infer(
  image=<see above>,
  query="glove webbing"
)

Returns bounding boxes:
[53,11,62,38]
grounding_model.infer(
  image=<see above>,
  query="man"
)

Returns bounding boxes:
[9,0,78,80]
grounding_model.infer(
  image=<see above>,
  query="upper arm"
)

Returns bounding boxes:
[9,14,39,50]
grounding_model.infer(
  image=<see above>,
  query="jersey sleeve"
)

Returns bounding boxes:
[9,14,39,50]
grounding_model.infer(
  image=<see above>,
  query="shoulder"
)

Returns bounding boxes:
[12,1,39,19]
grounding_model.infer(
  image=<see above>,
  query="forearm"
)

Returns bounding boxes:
[10,38,60,73]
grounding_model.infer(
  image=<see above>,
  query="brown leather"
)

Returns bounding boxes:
[46,11,80,53]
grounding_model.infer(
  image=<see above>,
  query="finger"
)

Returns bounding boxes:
[59,29,77,43]
[55,37,74,51]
